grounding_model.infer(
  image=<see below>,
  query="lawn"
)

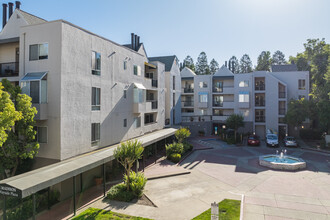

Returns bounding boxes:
[192,199,240,220]
[72,207,152,220]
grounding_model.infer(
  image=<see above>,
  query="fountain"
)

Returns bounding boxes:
[259,149,306,171]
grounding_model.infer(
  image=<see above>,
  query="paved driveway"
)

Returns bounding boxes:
[79,138,330,220]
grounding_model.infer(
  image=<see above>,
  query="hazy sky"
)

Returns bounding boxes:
[14,0,330,66]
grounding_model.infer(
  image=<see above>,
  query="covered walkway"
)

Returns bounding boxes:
[0,128,176,219]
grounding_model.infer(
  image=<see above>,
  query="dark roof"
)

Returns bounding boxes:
[271,64,298,72]
[18,9,47,25]
[148,56,177,72]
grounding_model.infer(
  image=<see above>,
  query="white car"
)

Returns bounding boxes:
[266,134,279,147]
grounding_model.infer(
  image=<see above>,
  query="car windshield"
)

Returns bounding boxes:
[286,137,295,141]
[267,135,277,140]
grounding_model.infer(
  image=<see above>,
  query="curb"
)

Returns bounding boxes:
[228,191,244,220]
[300,147,330,154]
[178,147,213,165]
[147,171,191,180]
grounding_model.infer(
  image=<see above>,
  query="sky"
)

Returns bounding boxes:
[8,0,330,67]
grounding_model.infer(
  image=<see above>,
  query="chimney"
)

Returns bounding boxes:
[2,4,7,28]
[134,34,138,51]
[131,33,135,50]
[137,36,140,50]
[15,1,20,9]
[8,2,13,18]
[228,61,232,71]
[225,61,227,67]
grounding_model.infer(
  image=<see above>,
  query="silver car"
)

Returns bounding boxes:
[284,136,298,147]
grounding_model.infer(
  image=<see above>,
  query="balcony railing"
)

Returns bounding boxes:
[213,101,223,107]
[0,62,19,77]
[255,84,265,91]
[279,108,286,115]
[255,100,265,107]
[181,101,194,107]
[152,101,158,109]
[255,116,265,122]
[151,79,158,88]
[213,87,223,93]
[182,115,212,122]
[183,88,194,93]
[279,92,286,98]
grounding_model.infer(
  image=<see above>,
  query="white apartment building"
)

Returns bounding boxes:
[148,56,182,126]
[181,65,309,139]
[0,5,177,167]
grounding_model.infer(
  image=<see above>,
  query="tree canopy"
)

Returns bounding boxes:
[239,54,253,73]
[196,52,210,75]
[209,58,219,75]
[272,50,287,65]
[228,56,240,74]
[256,51,271,71]
[226,114,244,140]
[182,55,195,72]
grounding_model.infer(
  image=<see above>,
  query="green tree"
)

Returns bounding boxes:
[1,79,39,177]
[272,50,287,65]
[114,140,144,191]
[256,51,272,71]
[209,59,219,75]
[239,54,253,73]
[196,52,210,75]
[175,127,191,143]
[228,56,240,73]
[284,99,309,127]
[225,114,244,141]
[183,55,195,72]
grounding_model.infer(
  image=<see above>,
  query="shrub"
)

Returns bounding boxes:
[226,136,236,145]
[107,183,135,202]
[198,130,205,136]
[175,127,191,143]
[124,171,147,198]
[166,142,183,157]
[183,141,193,152]
[169,153,181,163]
[299,128,322,140]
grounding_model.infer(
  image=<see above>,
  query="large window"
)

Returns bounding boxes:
[298,79,305,90]
[199,92,208,103]
[213,95,223,107]
[199,82,208,88]
[239,91,249,102]
[134,65,141,76]
[123,119,127,127]
[92,87,101,110]
[91,123,100,143]
[124,60,127,70]
[213,81,223,92]
[20,72,48,104]
[29,43,48,61]
[239,80,249,87]
[133,88,145,103]
[37,127,47,143]
[145,113,155,124]
[92,51,101,75]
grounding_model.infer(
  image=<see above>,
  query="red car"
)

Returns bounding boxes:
[248,135,260,146]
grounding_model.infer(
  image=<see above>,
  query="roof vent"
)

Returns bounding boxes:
[15,1,21,9]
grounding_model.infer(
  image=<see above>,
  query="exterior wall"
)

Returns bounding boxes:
[171,60,182,125]
[194,75,212,115]
[20,21,63,160]
[0,10,28,39]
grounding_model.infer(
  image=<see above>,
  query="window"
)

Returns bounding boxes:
[239,80,249,87]
[182,108,194,113]
[298,79,305,90]
[20,72,48,104]
[255,110,265,122]
[213,81,223,92]
[213,95,223,107]
[213,109,223,116]
[124,90,127,99]
[91,123,100,143]
[199,92,208,103]
[133,88,145,103]
[124,119,127,127]
[124,60,127,70]
[37,127,47,143]
[29,43,48,61]
[134,65,141,76]
[173,76,176,90]
[278,117,285,123]
[239,91,249,102]
[92,87,101,110]
[134,117,141,128]
[145,113,155,124]
[199,82,208,88]
[240,110,249,117]
[92,51,101,75]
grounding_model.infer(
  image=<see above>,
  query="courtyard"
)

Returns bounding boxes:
[70,137,330,220]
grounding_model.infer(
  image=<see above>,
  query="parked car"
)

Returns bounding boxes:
[266,134,279,147]
[283,136,298,147]
[247,135,260,146]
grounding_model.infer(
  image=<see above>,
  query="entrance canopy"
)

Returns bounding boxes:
[0,128,176,198]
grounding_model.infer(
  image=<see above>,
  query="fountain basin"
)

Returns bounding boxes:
[259,154,306,171]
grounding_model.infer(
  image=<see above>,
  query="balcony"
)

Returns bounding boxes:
[182,115,212,122]
[213,101,223,107]
[212,115,230,121]
[279,108,286,115]
[0,62,19,77]
[213,86,234,94]
[255,100,265,107]
[279,92,286,98]
[255,116,265,123]
[133,102,146,114]
[151,79,158,88]
[32,103,48,120]
[181,101,194,107]
[182,88,194,93]
[213,101,234,108]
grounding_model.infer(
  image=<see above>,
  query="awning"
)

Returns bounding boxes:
[21,72,48,81]
[133,83,146,90]
[144,62,157,69]
[0,128,177,198]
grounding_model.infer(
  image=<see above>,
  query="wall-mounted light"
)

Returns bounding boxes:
[108,51,116,58]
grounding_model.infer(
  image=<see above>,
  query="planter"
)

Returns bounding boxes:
[94,177,103,185]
